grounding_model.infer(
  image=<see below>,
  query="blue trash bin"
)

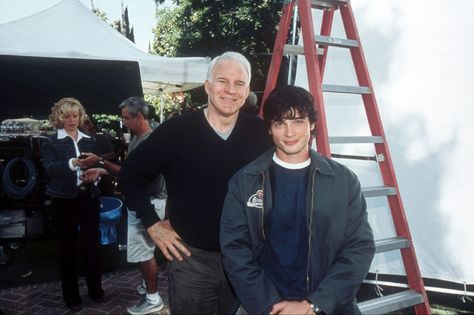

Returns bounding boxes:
[98,196,122,245]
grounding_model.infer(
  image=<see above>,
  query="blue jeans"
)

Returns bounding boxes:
[168,244,239,315]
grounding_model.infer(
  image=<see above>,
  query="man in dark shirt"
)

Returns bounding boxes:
[220,85,375,315]
[81,117,116,196]
[118,51,273,314]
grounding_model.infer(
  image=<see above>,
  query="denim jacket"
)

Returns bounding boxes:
[220,149,375,315]
[41,130,100,199]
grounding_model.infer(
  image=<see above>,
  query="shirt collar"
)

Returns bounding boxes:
[57,129,91,140]
[272,152,311,170]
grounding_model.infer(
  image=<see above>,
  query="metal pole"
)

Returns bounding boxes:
[287,4,299,84]
[160,98,164,123]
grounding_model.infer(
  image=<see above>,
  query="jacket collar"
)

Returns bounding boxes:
[244,148,335,176]
[57,129,90,141]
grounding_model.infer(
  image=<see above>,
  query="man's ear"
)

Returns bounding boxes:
[204,80,211,95]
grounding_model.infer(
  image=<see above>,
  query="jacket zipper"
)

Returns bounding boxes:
[261,171,266,240]
[307,168,317,293]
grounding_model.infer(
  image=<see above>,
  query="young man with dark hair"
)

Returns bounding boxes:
[220,85,375,315]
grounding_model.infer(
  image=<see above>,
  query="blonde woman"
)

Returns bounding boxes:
[41,97,104,311]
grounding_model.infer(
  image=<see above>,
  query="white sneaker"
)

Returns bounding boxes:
[137,283,146,295]
[127,296,164,315]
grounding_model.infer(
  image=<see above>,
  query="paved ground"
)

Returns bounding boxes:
[0,264,169,315]
[1,241,471,314]
[0,240,170,315]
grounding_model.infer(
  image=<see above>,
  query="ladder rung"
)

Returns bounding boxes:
[322,84,371,94]
[283,44,325,55]
[359,290,424,314]
[375,237,409,254]
[331,153,377,161]
[329,136,384,144]
[316,35,358,48]
[362,185,396,198]
[311,0,348,9]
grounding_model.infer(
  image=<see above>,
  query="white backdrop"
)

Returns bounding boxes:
[295,0,474,284]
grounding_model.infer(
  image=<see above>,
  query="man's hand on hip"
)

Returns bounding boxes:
[270,300,314,315]
[147,220,191,261]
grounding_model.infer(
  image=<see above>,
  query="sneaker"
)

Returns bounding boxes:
[137,283,146,295]
[127,296,164,315]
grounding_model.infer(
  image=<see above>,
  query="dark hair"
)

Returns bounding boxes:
[263,85,316,132]
[118,96,149,120]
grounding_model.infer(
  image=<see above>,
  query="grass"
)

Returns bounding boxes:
[431,304,473,314]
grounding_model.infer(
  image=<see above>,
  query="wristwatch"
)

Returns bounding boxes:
[305,299,325,315]
[98,159,105,167]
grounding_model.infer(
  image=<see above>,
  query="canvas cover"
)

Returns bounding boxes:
[0,0,210,94]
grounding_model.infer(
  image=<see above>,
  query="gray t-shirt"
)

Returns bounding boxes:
[128,131,151,153]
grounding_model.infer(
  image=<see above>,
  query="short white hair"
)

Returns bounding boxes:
[206,51,251,85]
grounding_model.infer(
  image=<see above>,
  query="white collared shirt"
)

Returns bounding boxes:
[57,129,90,186]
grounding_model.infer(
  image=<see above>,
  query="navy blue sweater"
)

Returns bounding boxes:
[263,162,309,300]
[118,110,273,251]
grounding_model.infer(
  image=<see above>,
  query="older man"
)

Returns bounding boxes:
[118,52,273,314]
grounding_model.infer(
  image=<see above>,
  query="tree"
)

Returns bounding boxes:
[91,3,108,23]
[152,7,181,57]
[154,0,167,6]
[92,1,135,43]
[120,5,135,42]
[151,0,283,107]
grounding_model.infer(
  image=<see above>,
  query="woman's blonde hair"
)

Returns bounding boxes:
[49,97,87,129]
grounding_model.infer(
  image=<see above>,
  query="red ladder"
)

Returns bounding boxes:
[261,1,431,314]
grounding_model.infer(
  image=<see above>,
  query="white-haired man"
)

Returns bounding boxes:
[119,52,273,314]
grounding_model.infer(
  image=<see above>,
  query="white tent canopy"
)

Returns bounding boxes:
[0,0,210,93]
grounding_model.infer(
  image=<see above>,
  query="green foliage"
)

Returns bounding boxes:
[92,3,134,43]
[431,304,474,314]
[152,8,182,56]
[151,0,283,103]
[91,114,121,138]
[92,7,108,22]
[144,92,191,122]
[91,92,190,131]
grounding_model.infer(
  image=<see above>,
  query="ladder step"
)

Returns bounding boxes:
[284,35,357,56]
[331,153,377,161]
[316,35,359,48]
[322,84,371,94]
[358,290,425,314]
[311,0,348,9]
[284,44,325,55]
[362,185,396,198]
[375,236,410,254]
[329,136,384,144]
